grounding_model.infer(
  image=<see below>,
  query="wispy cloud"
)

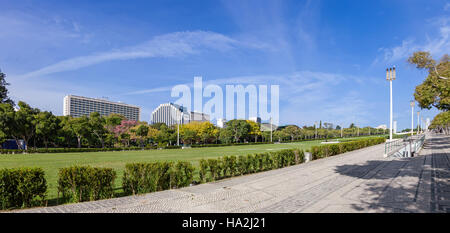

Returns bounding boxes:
[375,16,450,64]
[16,31,258,79]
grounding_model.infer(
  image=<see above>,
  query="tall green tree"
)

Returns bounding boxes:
[0,103,15,146]
[0,70,14,106]
[89,112,107,148]
[135,124,149,147]
[35,111,60,148]
[12,101,40,150]
[224,120,250,143]
[408,51,449,111]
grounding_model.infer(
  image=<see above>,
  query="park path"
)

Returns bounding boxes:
[14,134,450,213]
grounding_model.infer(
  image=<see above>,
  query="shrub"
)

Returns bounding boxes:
[237,155,248,175]
[0,168,47,209]
[171,161,194,188]
[311,137,386,160]
[58,166,116,203]
[198,159,209,183]
[122,162,173,195]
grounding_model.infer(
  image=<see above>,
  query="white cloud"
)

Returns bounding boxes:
[377,16,450,64]
[16,31,253,79]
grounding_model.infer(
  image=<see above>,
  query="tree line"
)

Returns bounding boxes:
[0,100,387,150]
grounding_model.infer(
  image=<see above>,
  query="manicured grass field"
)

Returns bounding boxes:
[0,135,385,201]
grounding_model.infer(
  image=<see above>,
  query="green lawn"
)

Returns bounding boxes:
[0,140,321,200]
[0,135,385,202]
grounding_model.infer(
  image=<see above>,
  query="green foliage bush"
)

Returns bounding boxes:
[171,161,194,188]
[311,137,386,160]
[58,166,116,203]
[122,161,192,195]
[0,168,47,209]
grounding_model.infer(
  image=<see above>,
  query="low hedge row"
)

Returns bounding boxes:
[122,161,194,195]
[310,137,386,160]
[198,149,304,183]
[0,168,47,210]
[57,166,116,203]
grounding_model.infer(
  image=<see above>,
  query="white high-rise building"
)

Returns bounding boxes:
[393,121,397,134]
[63,95,140,121]
[151,103,211,127]
[151,103,190,127]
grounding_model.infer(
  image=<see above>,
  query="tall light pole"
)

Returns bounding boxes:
[270,117,273,143]
[410,100,415,136]
[315,121,318,139]
[417,111,420,135]
[421,117,424,134]
[177,111,180,146]
[386,67,396,141]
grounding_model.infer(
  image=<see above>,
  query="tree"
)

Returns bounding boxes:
[89,112,107,148]
[224,120,250,143]
[283,125,300,141]
[0,103,15,146]
[429,111,449,134]
[61,116,90,148]
[0,70,14,106]
[135,124,149,147]
[408,51,449,111]
[246,120,262,142]
[12,101,40,150]
[35,111,60,148]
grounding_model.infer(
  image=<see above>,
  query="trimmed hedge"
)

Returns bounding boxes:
[57,166,116,203]
[310,137,386,160]
[122,161,194,195]
[0,168,47,209]
[197,148,304,183]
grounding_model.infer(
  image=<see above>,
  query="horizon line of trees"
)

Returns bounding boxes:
[0,100,388,150]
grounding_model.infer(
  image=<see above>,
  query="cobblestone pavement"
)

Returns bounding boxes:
[13,134,450,213]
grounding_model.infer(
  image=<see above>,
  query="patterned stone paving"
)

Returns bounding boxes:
[10,134,450,213]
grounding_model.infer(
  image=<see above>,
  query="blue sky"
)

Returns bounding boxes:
[1,0,449,129]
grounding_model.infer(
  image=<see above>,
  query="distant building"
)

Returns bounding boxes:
[376,124,387,130]
[393,121,397,133]
[151,103,211,127]
[151,103,190,127]
[260,123,278,132]
[63,95,140,121]
[249,117,261,124]
[217,118,226,128]
[190,111,210,123]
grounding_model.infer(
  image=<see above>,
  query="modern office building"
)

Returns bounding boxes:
[190,111,210,122]
[151,103,211,126]
[151,103,190,127]
[63,95,140,121]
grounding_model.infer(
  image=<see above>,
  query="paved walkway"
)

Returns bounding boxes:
[14,134,450,213]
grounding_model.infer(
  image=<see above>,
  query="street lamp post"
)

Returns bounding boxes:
[177,112,180,146]
[386,67,396,141]
[315,121,318,139]
[410,100,415,136]
[270,117,273,143]
[417,111,420,135]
